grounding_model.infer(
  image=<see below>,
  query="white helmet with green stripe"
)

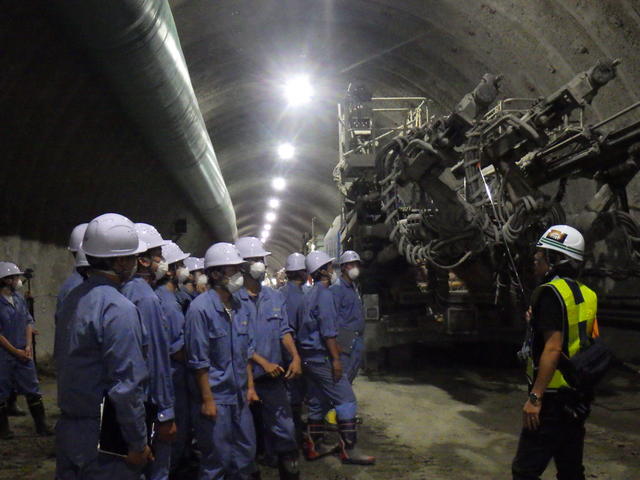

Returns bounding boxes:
[536,225,584,261]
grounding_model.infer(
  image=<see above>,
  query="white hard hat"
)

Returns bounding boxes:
[204,243,245,268]
[305,251,335,275]
[82,213,147,258]
[235,237,271,259]
[184,257,201,272]
[285,253,306,272]
[0,262,24,279]
[339,250,361,265]
[537,225,585,262]
[162,242,191,265]
[75,249,90,268]
[68,223,88,253]
[135,223,170,251]
[196,258,205,270]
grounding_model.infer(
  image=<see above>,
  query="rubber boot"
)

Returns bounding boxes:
[302,421,338,460]
[277,451,300,480]
[291,404,304,448]
[7,392,25,417]
[27,395,53,437]
[0,402,15,440]
[338,419,375,465]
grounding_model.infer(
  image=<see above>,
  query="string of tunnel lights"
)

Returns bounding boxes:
[259,74,313,245]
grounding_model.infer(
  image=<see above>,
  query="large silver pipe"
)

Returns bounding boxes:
[54,0,237,241]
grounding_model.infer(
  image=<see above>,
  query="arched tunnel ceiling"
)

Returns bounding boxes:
[168,0,640,268]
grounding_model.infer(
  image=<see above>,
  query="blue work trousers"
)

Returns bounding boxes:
[303,358,357,421]
[253,377,297,457]
[0,352,40,400]
[340,336,364,384]
[170,360,191,469]
[55,416,143,480]
[192,401,256,480]
[145,434,172,480]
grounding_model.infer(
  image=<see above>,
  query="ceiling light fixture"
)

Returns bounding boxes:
[284,75,313,106]
[277,142,295,160]
[272,177,286,191]
[268,198,280,209]
[265,211,277,223]
[264,224,272,231]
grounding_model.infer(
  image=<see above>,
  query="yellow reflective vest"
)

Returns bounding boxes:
[527,277,597,390]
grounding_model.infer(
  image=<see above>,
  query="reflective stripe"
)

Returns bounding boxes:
[526,277,597,389]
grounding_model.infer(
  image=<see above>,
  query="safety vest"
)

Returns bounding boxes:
[526,277,597,390]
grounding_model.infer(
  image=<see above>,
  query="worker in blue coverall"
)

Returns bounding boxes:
[279,253,308,446]
[235,237,302,480]
[55,213,153,478]
[185,242,259,480]
[330,251,365,384]
[297,251,374,465]
[122,223,177,480]
[0,262,53,439]
[177,257,204,313]
[156,241,192,474]
[56,222,89,305]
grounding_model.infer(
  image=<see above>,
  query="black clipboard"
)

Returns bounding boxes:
[98,395,157,458]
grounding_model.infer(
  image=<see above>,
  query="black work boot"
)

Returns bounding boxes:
[7,392,25,417]
[0,402,15,440]
[27,395,53,437]
[302,421,338,460]
[338,418,375,465]
[277,451,300,480]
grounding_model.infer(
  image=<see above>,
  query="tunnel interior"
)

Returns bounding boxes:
[2,0,640,357]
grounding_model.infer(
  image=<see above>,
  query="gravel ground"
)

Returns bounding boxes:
[2,354,639,480]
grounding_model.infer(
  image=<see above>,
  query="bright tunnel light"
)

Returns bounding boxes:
[265,211,277,223]
[277,142,295,160]
[272,177,286,191]
[284,75,313,106]
[264,224,272,231]
[268,198,281,209]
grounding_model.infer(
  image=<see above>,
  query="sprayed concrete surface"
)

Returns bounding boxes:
[1,358,639,480]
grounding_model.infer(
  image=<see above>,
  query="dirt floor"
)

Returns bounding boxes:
[2,350,639,480]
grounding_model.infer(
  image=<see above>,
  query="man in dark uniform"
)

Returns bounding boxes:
[512,225,596,480]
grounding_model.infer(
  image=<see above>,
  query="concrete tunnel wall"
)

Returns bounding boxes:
[3,0,640,359]
[1,2,215,357]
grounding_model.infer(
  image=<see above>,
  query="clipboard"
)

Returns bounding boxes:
[98,395,157,458]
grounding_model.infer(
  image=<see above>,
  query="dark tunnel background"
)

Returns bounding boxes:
[2,0,640,357]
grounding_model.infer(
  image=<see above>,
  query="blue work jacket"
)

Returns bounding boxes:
[236,286,292,379]
[330,278,365,333]
[185,289,255,405]
[0,292,34,350]
[296,283,338,361]
[122,277,175,422]
[176,287,194,314]
[55,274,148,450]
[57,270,84,306]
[280,281,305,333]
[155,285,185,356]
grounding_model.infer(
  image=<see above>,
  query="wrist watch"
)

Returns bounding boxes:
[528,392,541,405]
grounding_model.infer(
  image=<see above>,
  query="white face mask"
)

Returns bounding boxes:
[15,278,23,290]
[347,267,360,281]
[196,273,208,287]
[155,260,169,281]
[176,267,190,284]
[249,262,266,281]
[330,271,339,285]
[225,271,244,294]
